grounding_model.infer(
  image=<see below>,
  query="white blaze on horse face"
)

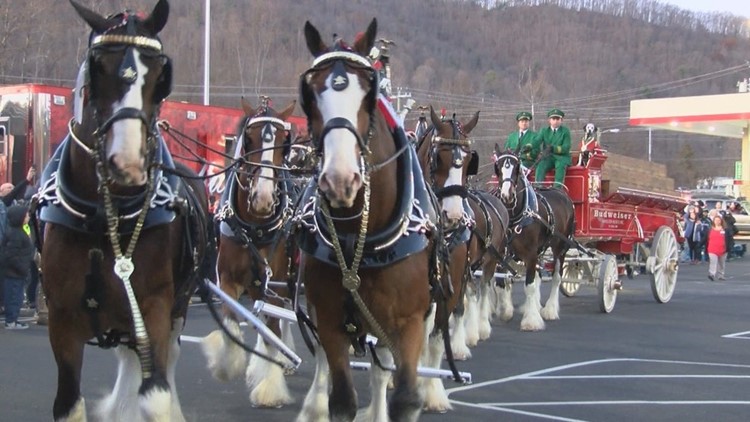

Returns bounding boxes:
[316,72,365,208]
[499,159,515,203]
[442,150,466,223]
[251,125,278,215]
[108,50,148,186]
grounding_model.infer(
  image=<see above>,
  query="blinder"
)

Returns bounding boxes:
[282,131,292,157]
[467,150,479,176]
[154,56,172,103]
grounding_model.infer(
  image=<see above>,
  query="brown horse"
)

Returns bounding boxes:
[465,189,509,344]
[200,96,298,407]
[34,1,208,420]
[414,106,479,411]
[294,19,437,421]
[492,148,575,330]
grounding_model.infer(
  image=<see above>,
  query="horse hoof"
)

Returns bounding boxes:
[520,324,545,332]
[450,352,471,361]
[252,403,285,409]
[540,309,560,321]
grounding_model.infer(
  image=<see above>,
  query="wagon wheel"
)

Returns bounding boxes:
[560,261,582,297]
[598,254,618,313]
[648,226,679,303]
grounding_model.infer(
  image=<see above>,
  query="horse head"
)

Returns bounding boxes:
[493,144,522,207]
[285,134,315,172]
[71,0,171,187]
[238,97,296,217]
[300,19,382,209]
[423,106,479,228]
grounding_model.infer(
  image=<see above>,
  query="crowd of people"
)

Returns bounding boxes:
[682,199,744,281]
[0,167,39,330]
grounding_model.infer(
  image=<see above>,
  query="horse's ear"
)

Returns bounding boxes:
[240,97,256,117]
[143,0,170,35]
[279,100,297,121]
[429,105,442,128]
[494,143,501,156]
[69,0,110,34]
[353,18,377,57]
[463,111,480,134]
[304,21,328,57]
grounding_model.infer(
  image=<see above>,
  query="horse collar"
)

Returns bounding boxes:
[36,134,180,235]
[294,127,435,269]
[508,176,540,229]
[217,170,292,247]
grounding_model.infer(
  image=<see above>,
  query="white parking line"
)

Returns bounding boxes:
[447,358,750,420]
[722,330,750,340]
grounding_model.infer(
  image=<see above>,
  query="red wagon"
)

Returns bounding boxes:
[490,148,686,312]
[552,149,685,312]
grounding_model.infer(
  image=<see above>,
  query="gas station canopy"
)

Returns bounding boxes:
[630,92,750,139]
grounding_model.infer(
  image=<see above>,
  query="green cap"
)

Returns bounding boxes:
[547,108,565,118]
[516,111,532,121]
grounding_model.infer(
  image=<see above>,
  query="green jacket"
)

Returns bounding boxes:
[536,126,572,165]
[505,129,538,165]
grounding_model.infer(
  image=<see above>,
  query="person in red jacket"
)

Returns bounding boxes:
[706,214,731,281]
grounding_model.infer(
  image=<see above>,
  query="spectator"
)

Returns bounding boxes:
[0,166,36,310]
[719,208,740,260]
[684,207,703,264]
[728,201,747,215]
[1,205,35,329]
[1,167,36,208]
[708,201,724,220]
[698,209,711,262]
[706,214,731,281]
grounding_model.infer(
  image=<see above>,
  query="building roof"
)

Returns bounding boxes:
[629,92,750,139]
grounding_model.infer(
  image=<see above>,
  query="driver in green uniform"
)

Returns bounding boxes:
[535,108,571,187]
[504,111,538,168]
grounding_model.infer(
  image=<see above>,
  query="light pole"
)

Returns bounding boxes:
[600,128,620,146]
[203,0,210,105]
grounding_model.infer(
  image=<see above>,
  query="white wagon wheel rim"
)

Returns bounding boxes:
[650,226,678,303]
[598,255,618,313]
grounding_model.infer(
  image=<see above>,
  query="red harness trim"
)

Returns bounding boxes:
[376,94,400,131]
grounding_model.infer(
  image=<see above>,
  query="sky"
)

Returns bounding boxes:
[662,0,748,17]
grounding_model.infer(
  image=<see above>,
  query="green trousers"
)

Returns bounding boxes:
[535,157,568,185]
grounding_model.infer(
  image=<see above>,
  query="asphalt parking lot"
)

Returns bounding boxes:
[2,255,749,421]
